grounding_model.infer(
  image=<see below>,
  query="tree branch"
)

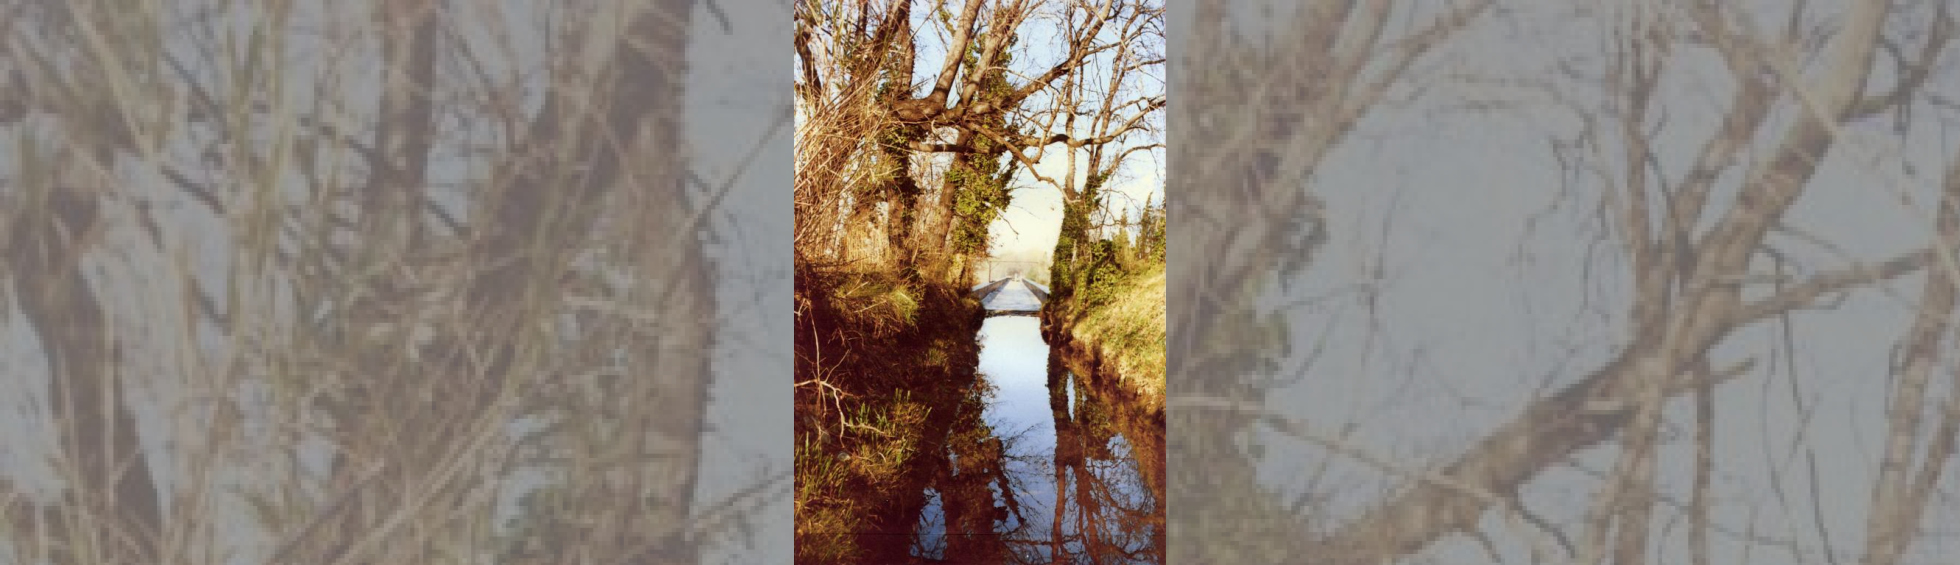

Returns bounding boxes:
[1727,249,1932,328]
[1847,3,1953,118]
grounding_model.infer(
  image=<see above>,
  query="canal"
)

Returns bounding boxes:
[881,279,1166,564]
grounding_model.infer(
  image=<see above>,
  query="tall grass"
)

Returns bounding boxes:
[1065,265,1167,410]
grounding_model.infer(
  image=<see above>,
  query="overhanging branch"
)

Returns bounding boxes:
[1727,249,1932,327]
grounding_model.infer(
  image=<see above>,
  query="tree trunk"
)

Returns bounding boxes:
[313,1,710,562]
[9,188,163,564]
[574,3,712,562]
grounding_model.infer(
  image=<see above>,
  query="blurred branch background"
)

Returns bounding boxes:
[1172,0,1960,563]
[0,1,789,564]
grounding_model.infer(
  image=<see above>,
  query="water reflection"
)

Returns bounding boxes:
[1038,334,1167,565]
[886,316,1164,564]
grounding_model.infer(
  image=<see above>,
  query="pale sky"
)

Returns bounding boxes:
[990,139,1166,264]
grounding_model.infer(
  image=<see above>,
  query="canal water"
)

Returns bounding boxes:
[899,280,1166,564]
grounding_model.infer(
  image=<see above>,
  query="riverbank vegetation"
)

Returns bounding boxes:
[1044,197,1167,410]
[792,266,983,562]
[792,2,1165,562]
[1062,264,1167,408]
[794,1,1162,561]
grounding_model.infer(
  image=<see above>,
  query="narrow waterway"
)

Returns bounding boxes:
[902,307,1167,564]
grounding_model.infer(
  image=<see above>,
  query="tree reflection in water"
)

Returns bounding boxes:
[1034,347,1166,564]
[892,321,1165,565]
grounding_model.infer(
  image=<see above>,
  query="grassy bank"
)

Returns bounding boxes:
[793,266,983,563]
[1051,264,1167,412]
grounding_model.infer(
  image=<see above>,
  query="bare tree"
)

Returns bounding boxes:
[794,0,1163,286]
[1315,3,1956,562]
[1027,0,1165,317]
[1177,0,1960,564]
[1167,0,1493,562]
[1,1,746,563]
